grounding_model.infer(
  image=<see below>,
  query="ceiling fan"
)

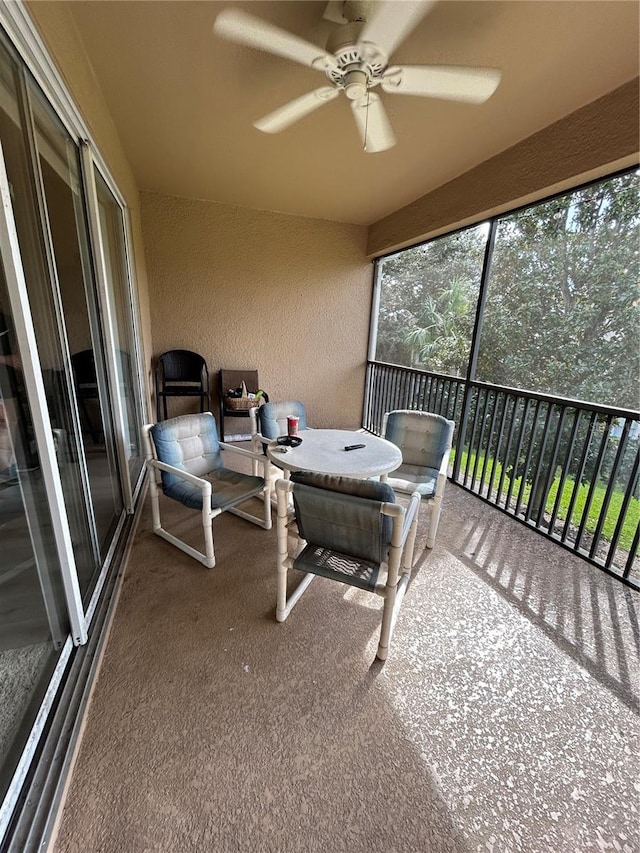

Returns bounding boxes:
[213,0,501,153]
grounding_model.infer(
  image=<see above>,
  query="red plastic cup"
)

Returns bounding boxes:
[287,416,299,437]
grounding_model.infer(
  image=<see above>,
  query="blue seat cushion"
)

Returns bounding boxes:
[165,467,265,511]
[385,465,439,498]
[151,412,265,510]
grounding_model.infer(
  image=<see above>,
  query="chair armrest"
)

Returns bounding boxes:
[381,490,421,547]
[436,448,451,496]
[219,442,266,462]
[249,433,270,449]
[147,458,211,494]
[401,490,421,544]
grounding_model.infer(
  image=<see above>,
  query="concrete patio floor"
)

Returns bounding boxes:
[51,464,639,852]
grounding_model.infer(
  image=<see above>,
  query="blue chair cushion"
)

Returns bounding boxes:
[258,400,308,441]
[151,412,223,493]
[151,413,264,511]
[165,467,265,511]
[385,411,453,472]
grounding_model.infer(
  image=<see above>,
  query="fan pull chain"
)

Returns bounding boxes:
[363,94,369,152]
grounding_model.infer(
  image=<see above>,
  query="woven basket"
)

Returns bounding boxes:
[225,396,263,411]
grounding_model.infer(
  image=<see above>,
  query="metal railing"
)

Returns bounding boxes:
[363,360,640,589]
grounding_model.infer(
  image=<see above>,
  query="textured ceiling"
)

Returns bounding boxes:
[64,0,639,226]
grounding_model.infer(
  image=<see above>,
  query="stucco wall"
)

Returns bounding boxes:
[26,0,154,413]
[368,78,640,256]
[141,193,370,430]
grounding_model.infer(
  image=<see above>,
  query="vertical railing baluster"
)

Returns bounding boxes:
[400,369,409,409]
[443,379,452,419]
[490,392,510,505]
[549,408,580,538]
[525,402,555,523]
[435,377,444,416]
[471,387,490,492]
[535,405,567,530]
[497,395,518,508]
[605,445,639,570]
[370,365,379,432]
[515,399,542,518]
[415,373,424,411]
[622,517,639,580]
[479,389,499,498]
[506,397,531,513]
[391,366,400,411]
[561,412,598,544]
[575,414,613,553]
[590,419,632,560]
[380,365,391,429]
[463,385,481,487]
[452,379,463,426]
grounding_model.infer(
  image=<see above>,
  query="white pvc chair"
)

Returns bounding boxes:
[143,412,271,569]
[382,410,454,549]
[276,472,420,661]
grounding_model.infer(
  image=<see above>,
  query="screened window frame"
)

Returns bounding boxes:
[369,162,640,406]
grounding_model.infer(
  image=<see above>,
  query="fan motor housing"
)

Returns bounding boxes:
[325,21,364,54]
[324,21,386,89]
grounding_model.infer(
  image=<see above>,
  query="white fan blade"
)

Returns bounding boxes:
[358,1,436,64]
[254,87,340,134]
[351,93,396,153]
[214,8,335,71]
[382,65,501,103]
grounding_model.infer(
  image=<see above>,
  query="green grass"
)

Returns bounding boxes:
[451,448,639,551]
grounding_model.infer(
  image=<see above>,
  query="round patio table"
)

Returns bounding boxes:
[266,429,402,479]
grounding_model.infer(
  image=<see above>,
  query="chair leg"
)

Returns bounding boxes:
[276,485,290,621]
[149,465,162,533]
[404,510,419,569]
[426,494,443,548]
[377,570,412,661]
[202,503,215,568]
[263,479,272,530]
[147,464,217,568]
[377,583,397,661]
[275,482,314,621]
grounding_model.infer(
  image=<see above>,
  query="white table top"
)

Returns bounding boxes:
[266,429,402,479]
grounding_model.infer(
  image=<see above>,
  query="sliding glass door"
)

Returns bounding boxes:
[27,76,124,574]
[0,262,70,809]
[0,45,83,810]
[88,164,144,494]
[0,25,144,836]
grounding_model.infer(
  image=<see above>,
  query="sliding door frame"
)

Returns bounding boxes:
[0,141,86,643]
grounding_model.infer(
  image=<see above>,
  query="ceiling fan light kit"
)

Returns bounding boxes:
[213,0,501,153]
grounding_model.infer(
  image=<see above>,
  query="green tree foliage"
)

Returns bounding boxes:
[375,225,487,376]
[375,170,640,410]
[476,171,640,410]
